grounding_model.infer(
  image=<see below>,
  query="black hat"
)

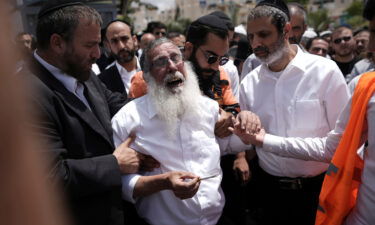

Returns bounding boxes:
[256,0,290,20]
[209,11,234,31]
[38,0,84,19]
[363,0,375,20]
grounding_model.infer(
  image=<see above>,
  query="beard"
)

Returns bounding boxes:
[189,48,217,78]
[113,48,135,64]
[63,48,96,82]
[146,62,202,138]
[254,34,287,66]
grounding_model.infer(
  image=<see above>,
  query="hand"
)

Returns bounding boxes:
[233,152,251,186]
[166,171,200,199]
[215,108,234,138]
[113,136,160,174]
[233,110,261,135]
[232,126,266,147]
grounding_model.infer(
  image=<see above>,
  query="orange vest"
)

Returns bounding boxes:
[129,67,239,110]
[315,72,375,225]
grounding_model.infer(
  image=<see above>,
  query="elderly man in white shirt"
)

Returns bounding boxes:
[239,1,350,225]
[111,38,259,225]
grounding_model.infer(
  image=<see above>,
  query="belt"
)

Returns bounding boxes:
[259,168,325,191]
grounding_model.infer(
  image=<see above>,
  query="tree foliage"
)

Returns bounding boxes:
[307,8,332,33]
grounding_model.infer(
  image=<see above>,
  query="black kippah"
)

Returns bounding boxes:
[38,0,84,19]
[256,0,290,21]
[363,0,375,20]
[209,11,234,31]
[190,15,228,32]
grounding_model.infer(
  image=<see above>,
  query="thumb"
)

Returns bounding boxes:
[123,135,135,147]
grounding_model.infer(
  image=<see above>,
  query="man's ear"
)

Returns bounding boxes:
[103,39,110,51]
[184,41,193,60]
[50,33,66,54]
[283,22,291,40]
[132,35,138,48]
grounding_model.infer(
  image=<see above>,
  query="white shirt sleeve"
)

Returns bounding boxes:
[121,174,141,203]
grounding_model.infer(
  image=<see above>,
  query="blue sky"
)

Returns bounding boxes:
[140,0,176,10]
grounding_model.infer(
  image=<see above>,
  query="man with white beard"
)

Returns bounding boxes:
[239,0,350,225]
[111,38,260,225]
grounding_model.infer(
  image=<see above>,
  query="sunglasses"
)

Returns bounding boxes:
[155,31,166,36]
[198,47,229,66]
[333,36,352,44]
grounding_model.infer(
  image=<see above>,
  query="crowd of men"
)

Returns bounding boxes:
[15,0,375,224]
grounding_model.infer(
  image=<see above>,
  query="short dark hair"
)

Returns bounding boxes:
[36,5,102,50]
[103,19,134,41]
[305,37,328,50]
[145,21,167,33]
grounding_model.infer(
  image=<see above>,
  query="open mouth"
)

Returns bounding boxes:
[166,77,184,88]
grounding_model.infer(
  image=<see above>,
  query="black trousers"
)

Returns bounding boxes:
[254,167,325,225]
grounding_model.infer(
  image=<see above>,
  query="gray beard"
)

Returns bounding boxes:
[147,62,202,138]
[259,37,287,66]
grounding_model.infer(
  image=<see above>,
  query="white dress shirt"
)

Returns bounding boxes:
[240,53,261,81]
[239,45,350,177]
[111,94,249,225]
[115,57,141,95]
[222,59,239,100]
[259,76,375,225]
[34,51,91,110]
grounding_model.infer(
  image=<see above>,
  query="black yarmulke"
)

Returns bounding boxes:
[38,0,84,19]
[210,11,234,31]
[256,0,290,20]
[190,14,228,31]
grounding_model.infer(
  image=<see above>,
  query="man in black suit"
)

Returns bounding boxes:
[99,20,140,96]
[26,1,158,225]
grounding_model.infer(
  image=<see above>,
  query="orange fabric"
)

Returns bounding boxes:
[129,67,238,107]
[316,72,375,225]
[129,71,147,98]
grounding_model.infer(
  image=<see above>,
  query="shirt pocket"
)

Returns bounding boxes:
[293,99,322,132]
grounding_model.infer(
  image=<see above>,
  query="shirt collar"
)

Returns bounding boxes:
[259,44,306,78]
[115,56,141,74]
[34,51,80,93]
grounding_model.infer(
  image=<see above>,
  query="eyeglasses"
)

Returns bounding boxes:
[155,32,166,36]
[198,47,229,66]
[333,36,352,44]
[151,54,183,68]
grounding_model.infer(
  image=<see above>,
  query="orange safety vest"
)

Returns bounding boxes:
[129,67,239,112]
[315,72,375,225]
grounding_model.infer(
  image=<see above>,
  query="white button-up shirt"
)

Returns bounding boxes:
[239,45,350,177]
[260,76,375,225]
[115,58,141,95]
[111,94,249,225]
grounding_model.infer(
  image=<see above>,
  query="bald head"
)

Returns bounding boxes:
[140,33,155,50]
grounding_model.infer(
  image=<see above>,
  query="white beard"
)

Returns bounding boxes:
[258,36,288,66]
[147,62,202,138]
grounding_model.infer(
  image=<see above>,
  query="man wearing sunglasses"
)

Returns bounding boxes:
[331,26,359,79]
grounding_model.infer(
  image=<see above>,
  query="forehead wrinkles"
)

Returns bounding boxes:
[151,43,179,60]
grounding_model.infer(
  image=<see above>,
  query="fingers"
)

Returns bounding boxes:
[139,154,160,172]
[123,135,135,147]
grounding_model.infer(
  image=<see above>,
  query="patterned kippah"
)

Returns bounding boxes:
[256,0,290,21]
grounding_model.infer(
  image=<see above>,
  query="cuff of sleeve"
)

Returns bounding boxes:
[121,174,141,203]
[229,134,253,153]
[263,133,284,153]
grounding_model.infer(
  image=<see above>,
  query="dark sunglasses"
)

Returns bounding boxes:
[333,36,352,44]
[198,47,229,66]
[155,32,166,36]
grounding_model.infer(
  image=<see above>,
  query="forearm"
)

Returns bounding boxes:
[133,173,170,198]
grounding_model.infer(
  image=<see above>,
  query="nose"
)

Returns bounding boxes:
[250,36,262,50]
[91,45,101,60]
[166,58,178,73]
[209,59,220,71]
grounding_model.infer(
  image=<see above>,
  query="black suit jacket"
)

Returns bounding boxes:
[26,58,129,225]
[98,64,127,97]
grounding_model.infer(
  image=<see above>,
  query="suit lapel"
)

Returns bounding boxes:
[111,65,126,94]
[30,58,114,147]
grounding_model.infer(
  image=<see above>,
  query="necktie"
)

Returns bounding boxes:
[75,82,91,110]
